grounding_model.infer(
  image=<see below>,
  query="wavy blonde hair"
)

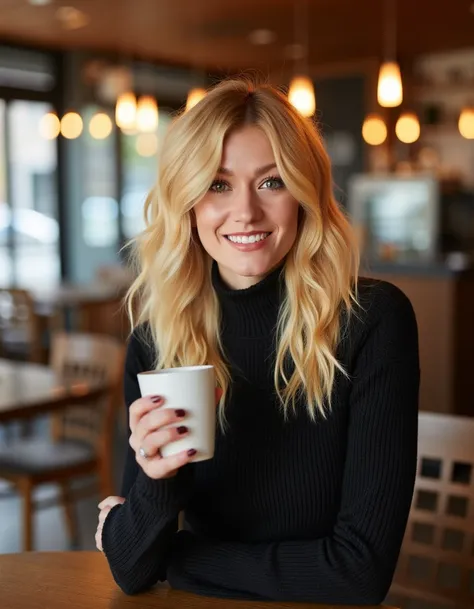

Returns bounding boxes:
[126,78,359,425]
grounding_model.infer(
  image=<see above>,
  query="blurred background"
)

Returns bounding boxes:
[0,1,473,607]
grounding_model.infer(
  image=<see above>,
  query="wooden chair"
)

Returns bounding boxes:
[0,288,43,363]
[76,295,129,342]
[389,412,474,609]
[0,332,125,551]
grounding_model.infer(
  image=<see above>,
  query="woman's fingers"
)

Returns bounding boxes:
[138,448,197,480]
[134,406,186,443]
[96,498,125,552]
[129,395,164,432]
[95,526,103,552]
[215,387,223,404]
[98,496,125,510]
[133,425,188,460]
[98,506,113,525]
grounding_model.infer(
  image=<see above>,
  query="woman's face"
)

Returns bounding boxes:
[194,125,300,290]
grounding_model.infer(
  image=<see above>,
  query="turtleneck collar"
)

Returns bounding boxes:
[211,261,285,337]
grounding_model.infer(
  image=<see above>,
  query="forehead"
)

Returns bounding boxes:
[220,125,275,171]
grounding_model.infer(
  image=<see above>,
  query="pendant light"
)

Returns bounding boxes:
[362,114,388,146]
[458,107,474,139]
[377,0,403,107]
[60,111,83,139]
[89,112,113,140]
[288,0,315,117]
[289,76,316,118]
[115,91,137,131]
[395,112,420,143]
[136,96,159,132]
[186,87,207,111]
[185,2,207,112]
[114,1,138,132]
[39,111,60,140]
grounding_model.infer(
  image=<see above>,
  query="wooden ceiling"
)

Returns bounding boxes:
[0,0,473,71]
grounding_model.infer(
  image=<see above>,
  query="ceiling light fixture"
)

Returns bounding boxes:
[186,88,207,111]
[395,112,420,143]
[377,0,403,107]
[116,91,137,131]
[288,0,316,117]
[60,111,83,139]
[362,114,388,146]
[39,112,60,140]
[459,107,474,139]
[136,96,159,133]
[89,112,113,140]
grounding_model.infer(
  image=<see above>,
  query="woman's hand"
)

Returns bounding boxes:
[129,389,222,480]
[96,496,125,551]
[128,395,197,480]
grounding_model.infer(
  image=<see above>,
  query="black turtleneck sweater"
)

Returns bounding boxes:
[102,265,419,604]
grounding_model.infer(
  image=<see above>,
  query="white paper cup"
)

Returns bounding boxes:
[137,365,216,462]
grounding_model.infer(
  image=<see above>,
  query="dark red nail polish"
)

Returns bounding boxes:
[177,426,188,435]
[175,409,186,417]
[187,449,197,457]
[151,396,163,404]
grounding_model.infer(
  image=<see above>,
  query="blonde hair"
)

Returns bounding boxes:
[126,78,359,425]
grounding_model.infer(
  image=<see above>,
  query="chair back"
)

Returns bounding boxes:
[76,296,130,342]
[0,288,41,361]
[391,412,474,608]
[50,332,124,455]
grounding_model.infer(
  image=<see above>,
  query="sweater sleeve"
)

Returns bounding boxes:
[167,286,420,604]
[102,327,192,595]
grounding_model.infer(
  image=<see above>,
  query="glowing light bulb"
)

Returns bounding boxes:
[288,76,316,117]
[377,61,403,108]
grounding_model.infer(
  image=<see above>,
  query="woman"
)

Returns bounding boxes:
[97,79,419,604]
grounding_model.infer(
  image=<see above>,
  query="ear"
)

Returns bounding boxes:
[190,209,197,228]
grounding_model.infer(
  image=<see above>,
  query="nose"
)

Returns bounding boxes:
[232,187,263,224]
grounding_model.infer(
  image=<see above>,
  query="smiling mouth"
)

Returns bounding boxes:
[225,232,271,244]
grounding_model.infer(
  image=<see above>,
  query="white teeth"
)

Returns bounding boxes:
[227,232,269,244]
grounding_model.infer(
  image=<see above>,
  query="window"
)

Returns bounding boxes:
[121,111,172,239]
[1,100,60,288]
[0,99,11,286]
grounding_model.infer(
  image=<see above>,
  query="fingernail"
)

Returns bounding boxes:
[187,449,197,457]
[151,396,163,404]
[177,425,188,435]
[175,409,186,417]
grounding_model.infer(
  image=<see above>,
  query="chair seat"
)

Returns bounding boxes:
[0,439,95,475]
[1,326,31,355]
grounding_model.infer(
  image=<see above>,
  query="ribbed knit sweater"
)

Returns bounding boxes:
[102,264,420,604]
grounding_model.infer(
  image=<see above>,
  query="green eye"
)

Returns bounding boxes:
[261,176,284,190]
[210,180,230,193]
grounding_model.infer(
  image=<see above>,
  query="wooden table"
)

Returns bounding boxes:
[31,283,128,339]
[0,552,397,609]
[0,359,106,422]
[32,283,123,311]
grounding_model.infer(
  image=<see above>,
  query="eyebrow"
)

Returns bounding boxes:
[217,162,277,177]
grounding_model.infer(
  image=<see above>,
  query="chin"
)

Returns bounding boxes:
[230,257,277,278]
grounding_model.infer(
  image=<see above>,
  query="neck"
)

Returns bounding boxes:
[216,261,286,291]
[211,261,285,337]
[217,269,268,291]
